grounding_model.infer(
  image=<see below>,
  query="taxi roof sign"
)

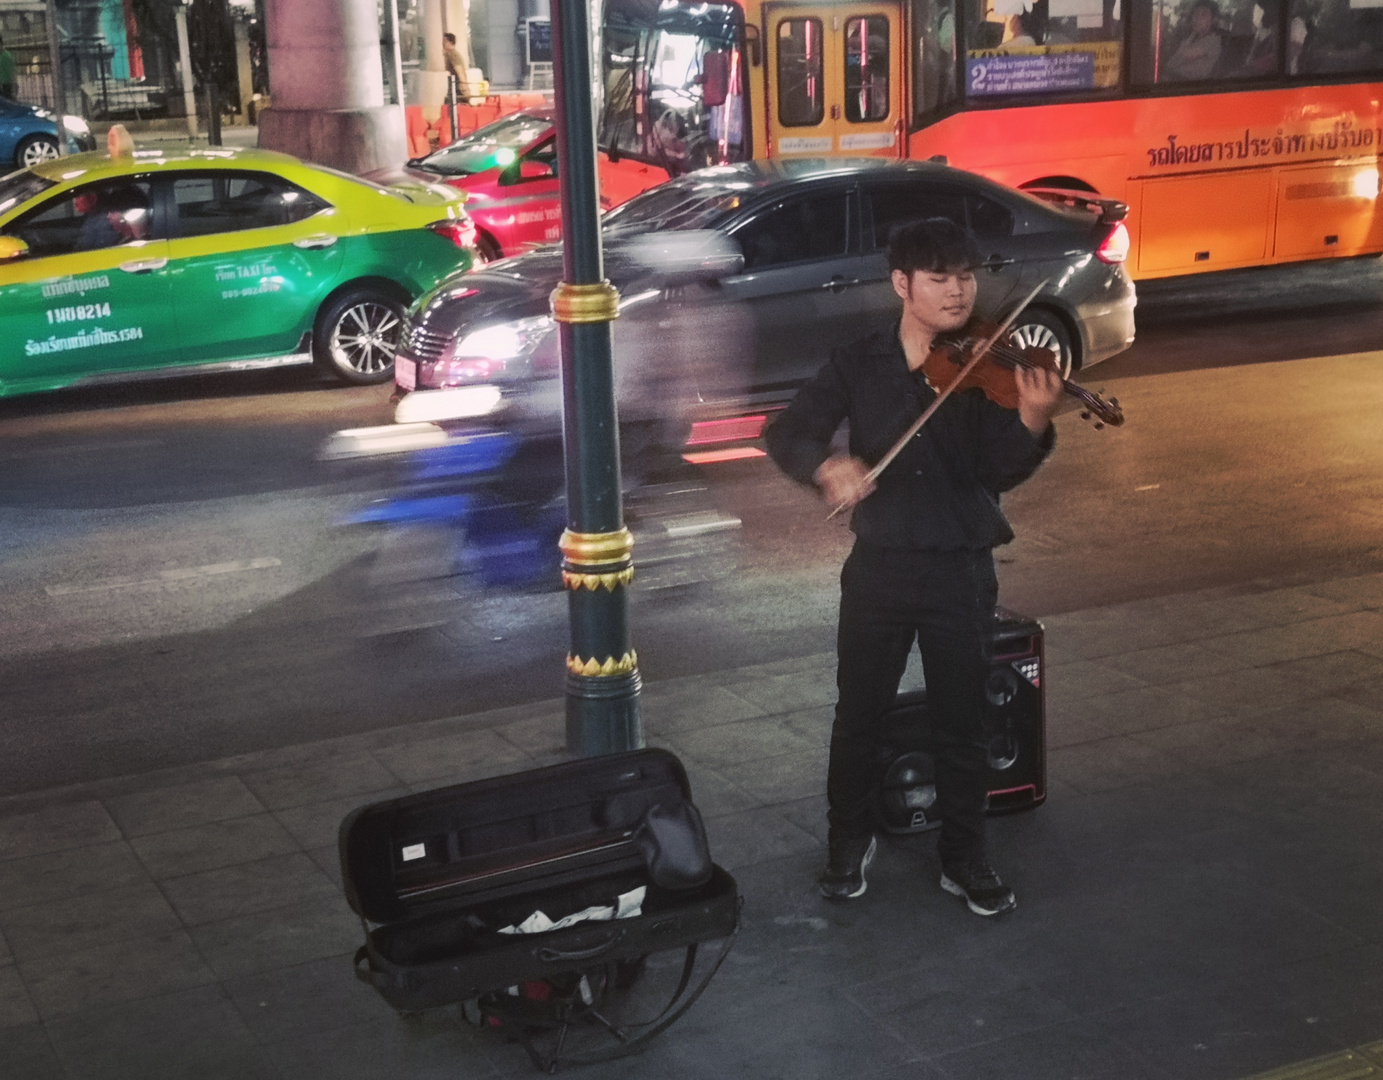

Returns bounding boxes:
[106,124,135,159]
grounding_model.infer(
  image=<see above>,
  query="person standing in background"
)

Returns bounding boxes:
[443,31,468,95]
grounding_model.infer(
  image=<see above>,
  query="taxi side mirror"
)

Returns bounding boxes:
[0,236,29,261]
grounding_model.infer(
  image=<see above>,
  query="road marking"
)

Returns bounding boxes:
[45,557,281,597]
[1135,483,1161,491]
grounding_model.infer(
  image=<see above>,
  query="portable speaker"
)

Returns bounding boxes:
[874,608,1046,834]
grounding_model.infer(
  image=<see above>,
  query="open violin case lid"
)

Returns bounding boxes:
[339,747,740,1018]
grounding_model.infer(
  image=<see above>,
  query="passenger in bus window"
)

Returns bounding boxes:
[1299,0,1377,72]
[914,0,957,118]
[1243,1,1306,73]
[1164,0,1225,79]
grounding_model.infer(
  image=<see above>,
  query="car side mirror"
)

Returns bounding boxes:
[615,230,745,285]
[702,50,731,108]
[500,159,554,185]
[0,236,29,261]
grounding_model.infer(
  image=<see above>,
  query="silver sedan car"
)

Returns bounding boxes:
[393,159,1135,437]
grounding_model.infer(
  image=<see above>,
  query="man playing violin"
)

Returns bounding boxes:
[765,217,1063,916]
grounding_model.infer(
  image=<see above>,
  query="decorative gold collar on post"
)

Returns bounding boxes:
[559,527,634,567]
[550,281,620,324]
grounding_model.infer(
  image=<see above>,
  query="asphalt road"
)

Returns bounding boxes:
[4,258,1383,795]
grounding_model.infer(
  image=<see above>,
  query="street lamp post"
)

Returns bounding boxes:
[549,0,643,757]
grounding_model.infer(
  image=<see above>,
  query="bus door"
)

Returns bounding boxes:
[765,2,905,160]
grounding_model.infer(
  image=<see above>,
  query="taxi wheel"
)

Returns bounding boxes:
[1008,310,1074,380]
[16,135,60,168]
[314,288,406,385]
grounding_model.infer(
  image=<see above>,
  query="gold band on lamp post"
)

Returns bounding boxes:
[551,281,620,324]
[562,567,635,591]
[560,527,634,568]
[566,651,639,678]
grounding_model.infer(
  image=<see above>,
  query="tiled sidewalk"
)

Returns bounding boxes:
[2,572,1382,1079]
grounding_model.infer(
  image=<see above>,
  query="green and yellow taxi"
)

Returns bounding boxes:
[0,145,478,397]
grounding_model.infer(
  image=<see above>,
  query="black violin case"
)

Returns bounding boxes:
[340,748,739,1070]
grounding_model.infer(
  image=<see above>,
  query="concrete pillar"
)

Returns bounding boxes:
[485,0,522,89]
[416,0,449,108]
[258,0,407,174]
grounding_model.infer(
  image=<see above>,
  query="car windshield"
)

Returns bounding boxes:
[601,180,745,234]
[0,170,56,217]
[415,114,552,176]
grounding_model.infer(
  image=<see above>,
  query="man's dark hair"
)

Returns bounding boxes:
[887,217,982,278]
[96,185,149,214]
[444,32,457,44]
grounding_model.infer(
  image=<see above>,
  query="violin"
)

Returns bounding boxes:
[923,322,1124,429]
[826,281,1125,519]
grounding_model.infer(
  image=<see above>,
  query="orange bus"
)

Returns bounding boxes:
[597,0,1383,277]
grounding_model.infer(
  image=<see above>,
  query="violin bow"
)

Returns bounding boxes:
[827,278,1050,521]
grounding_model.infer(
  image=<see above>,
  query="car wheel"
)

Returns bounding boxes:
[475,232,503,263]
[1008,309,1074,379]
[16,134,60,169]
[314,287,406,385]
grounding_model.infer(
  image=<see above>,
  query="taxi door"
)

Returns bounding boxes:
[160,171,346,365]
[765,1,906,160]
[0,178,178,394]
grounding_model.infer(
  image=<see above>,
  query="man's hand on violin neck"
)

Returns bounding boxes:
[1015,364,1064,436]
[815,454,876,511]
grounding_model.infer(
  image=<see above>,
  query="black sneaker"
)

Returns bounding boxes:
[940,858,1017,917]
[819,833,877,901]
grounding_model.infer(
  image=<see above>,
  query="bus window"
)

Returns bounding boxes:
[913,0,959,121]
[1133,0,1305,83]
[1296,0,1383,74]
[964,0,1123,98]
[778,18,826,125]
[846,16,892,121]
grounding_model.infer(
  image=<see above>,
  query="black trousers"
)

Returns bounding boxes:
[829,543,998,867]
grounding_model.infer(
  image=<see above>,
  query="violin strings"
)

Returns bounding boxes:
[946,336,1113,412]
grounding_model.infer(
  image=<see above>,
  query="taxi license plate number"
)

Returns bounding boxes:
[395,356,417,391]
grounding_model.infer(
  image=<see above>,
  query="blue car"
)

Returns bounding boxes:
[0,95,94,168]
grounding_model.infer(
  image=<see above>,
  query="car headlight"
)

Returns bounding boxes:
[438,314,555,382]
[62,115,91,136]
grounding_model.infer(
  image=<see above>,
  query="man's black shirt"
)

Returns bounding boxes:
[765,325,1054,551]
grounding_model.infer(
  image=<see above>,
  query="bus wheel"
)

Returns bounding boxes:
[1009,310,1074,379]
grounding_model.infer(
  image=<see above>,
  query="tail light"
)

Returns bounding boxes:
[427,216,478,250]
[1095,221,1129,264]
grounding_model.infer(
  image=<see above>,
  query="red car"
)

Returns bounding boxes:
[373,110,668,261]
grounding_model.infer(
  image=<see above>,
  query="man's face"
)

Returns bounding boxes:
[892,267,977,336]
[1192,7,1215,33]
